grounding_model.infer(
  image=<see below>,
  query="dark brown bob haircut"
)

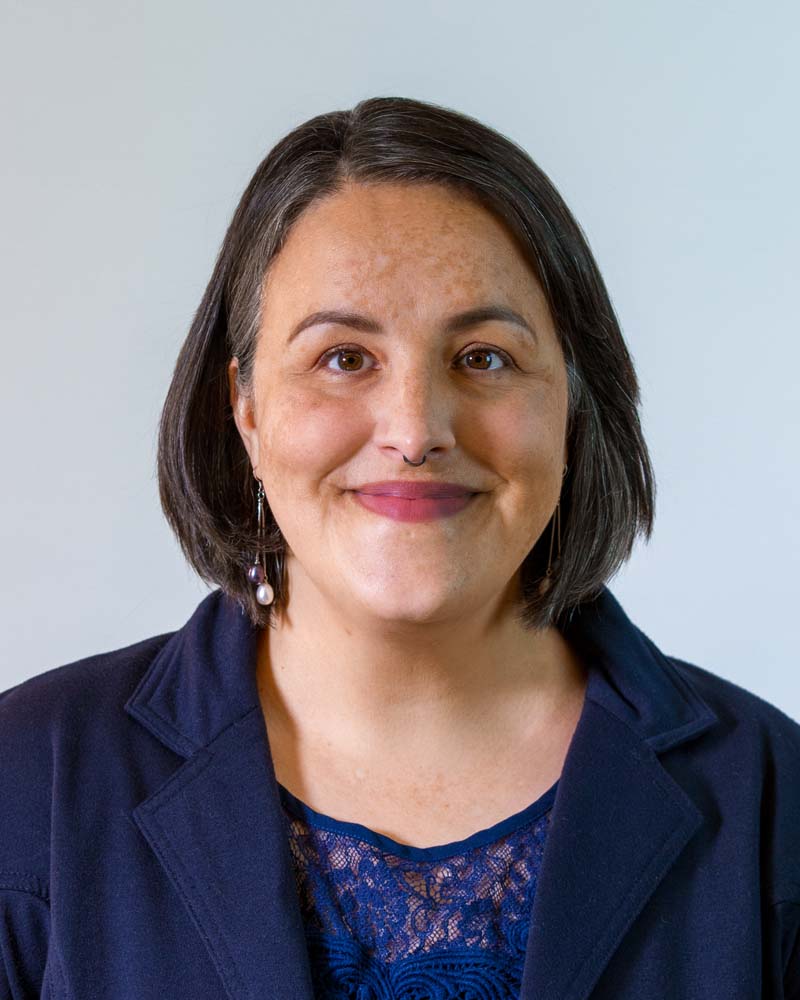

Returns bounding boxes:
[157,95,655,632]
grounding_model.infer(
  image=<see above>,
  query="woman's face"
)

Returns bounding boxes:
[229,180,569,627]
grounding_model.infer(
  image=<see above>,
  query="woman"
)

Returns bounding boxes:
[1,97,798,1000]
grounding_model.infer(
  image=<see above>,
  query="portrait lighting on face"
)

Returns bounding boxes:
[229,180,570,631]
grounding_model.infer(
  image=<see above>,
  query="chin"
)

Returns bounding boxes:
[348,580,468,625]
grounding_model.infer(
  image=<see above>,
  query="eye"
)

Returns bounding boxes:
[317,343,516,376]
[319,344,375,374]
[456,345,514,372]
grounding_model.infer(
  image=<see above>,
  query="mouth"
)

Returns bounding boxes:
[350,490,479,523]
[352,480,478,499]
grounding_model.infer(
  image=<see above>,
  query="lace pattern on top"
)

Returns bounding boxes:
[279,780,558,999]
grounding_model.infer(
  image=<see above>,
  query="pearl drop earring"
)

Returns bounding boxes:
[247,478,275,606]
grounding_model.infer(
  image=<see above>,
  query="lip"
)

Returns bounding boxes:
[353,480,476,499]
[351,491,478,522]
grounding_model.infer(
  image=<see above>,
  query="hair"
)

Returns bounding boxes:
[157,95,656,632]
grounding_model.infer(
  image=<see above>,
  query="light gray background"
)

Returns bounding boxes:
[2,0,798,719]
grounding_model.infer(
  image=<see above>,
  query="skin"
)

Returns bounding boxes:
[228,180,588,845]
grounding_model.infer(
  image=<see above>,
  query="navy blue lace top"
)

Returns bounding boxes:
[277,777,559,1000]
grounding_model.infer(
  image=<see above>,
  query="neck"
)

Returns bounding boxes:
[255,560,587,764]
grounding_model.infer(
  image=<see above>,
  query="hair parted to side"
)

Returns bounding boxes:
[156,95,656,632]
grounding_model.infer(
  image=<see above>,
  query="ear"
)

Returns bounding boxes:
[227,357,260,473]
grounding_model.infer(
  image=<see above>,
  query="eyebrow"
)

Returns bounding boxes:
[286,304,538,346]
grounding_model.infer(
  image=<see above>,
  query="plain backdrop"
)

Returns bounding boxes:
[1,0,798,720]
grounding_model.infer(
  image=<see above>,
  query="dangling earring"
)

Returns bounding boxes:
[537,463,567,597]
[247,478,275,606]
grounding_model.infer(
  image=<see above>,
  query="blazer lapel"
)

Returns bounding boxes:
[124,586,720,1000]
[518,589,720,1000]
[125,591,315,1000]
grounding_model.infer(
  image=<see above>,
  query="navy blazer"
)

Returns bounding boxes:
[2,585,799,999]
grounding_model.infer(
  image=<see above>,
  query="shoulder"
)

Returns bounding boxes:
[0,632,172,994]
[0,628,175,747]
[0,629,175,883]
[668,652,800,750]
[667,653,800,903]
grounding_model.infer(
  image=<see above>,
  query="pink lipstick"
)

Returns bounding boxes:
[350,481,479,523]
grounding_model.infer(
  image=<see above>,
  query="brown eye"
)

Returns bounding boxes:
[318,343,514,376]
[319,345,374,374]
[458,346,513,372]
[336,349,364,372]
[464,349,492,370]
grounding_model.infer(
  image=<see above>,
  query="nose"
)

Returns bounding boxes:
[372,364,457,465]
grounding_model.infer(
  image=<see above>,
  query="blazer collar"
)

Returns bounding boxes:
[125,586,720,1000]
[125,585,717,759]
[125,588,262,759]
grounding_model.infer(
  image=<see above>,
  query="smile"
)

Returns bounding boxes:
[351,491,478,523]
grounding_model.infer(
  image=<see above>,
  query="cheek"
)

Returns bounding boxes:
[481,393,566,480]
[260,387,367,478]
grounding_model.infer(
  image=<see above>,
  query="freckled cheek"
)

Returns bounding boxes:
[481,402,565,503]
[261,392,366,475]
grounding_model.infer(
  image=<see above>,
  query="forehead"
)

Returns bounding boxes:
[262,180,545,310]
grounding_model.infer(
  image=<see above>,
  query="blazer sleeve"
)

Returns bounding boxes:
[0,882,51,999]
[0,676,57,999]
[772,897,800,1000]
